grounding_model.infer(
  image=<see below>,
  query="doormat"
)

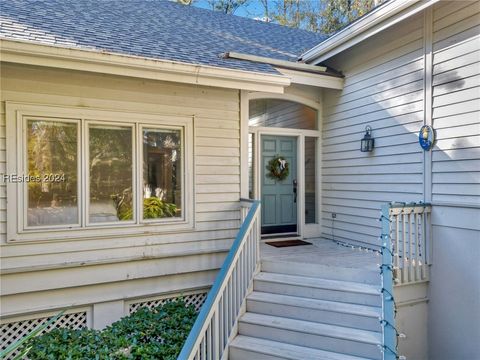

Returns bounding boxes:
[266,240,312,248]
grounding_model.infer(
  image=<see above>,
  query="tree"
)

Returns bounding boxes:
[176,0,195,5]
[207,0,249,14]
[317,0,377,35]
[255,0,382,35]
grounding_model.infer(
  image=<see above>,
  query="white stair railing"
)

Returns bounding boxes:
[387,202,432,285]
[178,199,261,360]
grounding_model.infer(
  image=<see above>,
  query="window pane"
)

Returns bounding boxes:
[249,99,317,130]
[89,125,133,223]
[305,137,317,224]
[27,120,78,227]
[143,128,182,219]
[248,133,255,199]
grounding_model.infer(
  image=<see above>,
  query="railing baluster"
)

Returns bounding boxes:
[206,323,211,360]
[414,212,420,282]
[409,211,414,282]
[227,278,232,337]
[395,214,400,284]
[213,312,219,360]
[233,269,236,327]
[178,200,260,360]
[401,211,406,283]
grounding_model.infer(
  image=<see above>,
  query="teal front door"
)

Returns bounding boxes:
[261,135,297,234]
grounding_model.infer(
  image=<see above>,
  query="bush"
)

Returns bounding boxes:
[24,300,197,360]
[118,197,177,220]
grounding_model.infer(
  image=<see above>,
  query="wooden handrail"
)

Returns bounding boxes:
[178,200,261,360]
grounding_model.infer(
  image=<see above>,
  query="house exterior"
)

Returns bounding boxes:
[300,2,479,358]
[0,0,478,359]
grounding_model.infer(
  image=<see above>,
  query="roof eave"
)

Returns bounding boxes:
[0,39,291,93]
[300,0,439,65]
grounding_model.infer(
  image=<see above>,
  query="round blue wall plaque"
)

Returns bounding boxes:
[419,125,435,151]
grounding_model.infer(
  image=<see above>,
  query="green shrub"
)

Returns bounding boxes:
[118,197,177,220]
[143,197,177,219]
[24,300,197,360]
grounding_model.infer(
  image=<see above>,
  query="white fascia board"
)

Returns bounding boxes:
[227,51,327,73]
[0,39,290,93]
[275,67,344,90]
[301,0,439,64]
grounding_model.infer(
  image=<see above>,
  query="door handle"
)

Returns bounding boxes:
[293,179,297,203]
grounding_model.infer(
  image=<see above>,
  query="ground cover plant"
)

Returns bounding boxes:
[22,299,197,360]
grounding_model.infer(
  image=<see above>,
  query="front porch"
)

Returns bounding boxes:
[180,201,431,360]
[260,237,378,272]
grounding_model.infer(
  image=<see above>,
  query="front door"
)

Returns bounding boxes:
[261,135,297,235]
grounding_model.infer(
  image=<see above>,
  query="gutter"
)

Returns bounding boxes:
[300,0,439,64]
[0,39,291,93]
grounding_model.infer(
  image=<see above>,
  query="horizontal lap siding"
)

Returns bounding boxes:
[429,4,480,359]
[432,1,480,206]
[322,14,425,247]
[0,64,240,316]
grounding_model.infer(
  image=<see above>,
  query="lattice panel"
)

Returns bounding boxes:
[129,291,208,314]
[1,311,87,359]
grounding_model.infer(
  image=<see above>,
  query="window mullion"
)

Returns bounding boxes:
[81,119,87,228]
[134,123,140,225]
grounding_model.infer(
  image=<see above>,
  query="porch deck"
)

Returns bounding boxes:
[260,238,379,272]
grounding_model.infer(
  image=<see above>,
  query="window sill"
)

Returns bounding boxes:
[7,221,196,244]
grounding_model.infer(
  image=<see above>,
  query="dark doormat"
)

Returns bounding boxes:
[266,240,312,248]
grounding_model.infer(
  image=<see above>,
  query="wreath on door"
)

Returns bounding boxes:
[266,155,289,181]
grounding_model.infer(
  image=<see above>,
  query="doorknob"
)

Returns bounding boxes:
[293,179,297,203]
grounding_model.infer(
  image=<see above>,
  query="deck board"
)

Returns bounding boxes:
[261,238,378,271]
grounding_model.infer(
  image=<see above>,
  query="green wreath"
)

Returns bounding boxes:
[266,155,289,181]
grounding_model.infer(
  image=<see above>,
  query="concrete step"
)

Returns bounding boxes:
[254,272,381,306]
[238,313,382,360]
[247,291,382,332]
[229,335,375,360]
[261,259,380,285]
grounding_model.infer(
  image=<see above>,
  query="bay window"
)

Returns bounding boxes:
[6,104,193,241]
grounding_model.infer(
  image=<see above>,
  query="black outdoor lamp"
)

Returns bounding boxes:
[360,125,374,152]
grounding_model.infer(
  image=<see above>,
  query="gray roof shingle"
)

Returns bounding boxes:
[0,0,326,74]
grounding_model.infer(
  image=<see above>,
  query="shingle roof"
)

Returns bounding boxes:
[0,0,326,74]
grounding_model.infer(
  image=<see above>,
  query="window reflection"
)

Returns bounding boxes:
[143,128,182,219]
[27,120,78,227]
[249,99,317,130]
[89,125,133,223]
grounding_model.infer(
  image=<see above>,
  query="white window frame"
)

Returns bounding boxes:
[6,102,195,242]
[22,116,82,231]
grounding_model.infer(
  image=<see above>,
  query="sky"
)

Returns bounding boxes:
[194,0,267,19]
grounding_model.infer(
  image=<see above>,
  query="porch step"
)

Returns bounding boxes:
[247,291,382,331]
[238,313,382,359]
[261,259,379,285]
[254,272,381,306]
[229,335,375,360]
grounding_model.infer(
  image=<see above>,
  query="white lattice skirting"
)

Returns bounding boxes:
[1,289,208,359]
[127,289,208,314]
[1,309,89,359]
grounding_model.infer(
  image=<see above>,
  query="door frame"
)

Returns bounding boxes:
[242,91,322,239]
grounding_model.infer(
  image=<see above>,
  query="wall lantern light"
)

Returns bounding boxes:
[360,125,374,152]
